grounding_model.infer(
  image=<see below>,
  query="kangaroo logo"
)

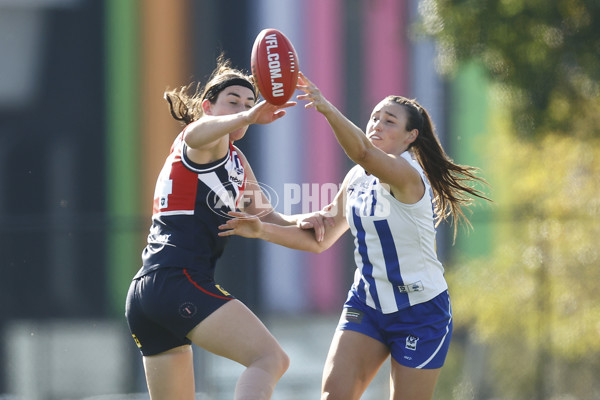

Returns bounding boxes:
[406,335,419,351]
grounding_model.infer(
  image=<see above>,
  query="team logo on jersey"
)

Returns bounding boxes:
[229,168,245,187]
[159,196,168,209]
[235,166,244,175]
[179,302,198,319]
[398,281,424,293]
[148,225,171,243]
[406,335,419,351]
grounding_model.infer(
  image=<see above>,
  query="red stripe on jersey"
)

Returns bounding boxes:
[153,139,198,215]
[183,269,233,300]
[166,157,198,210]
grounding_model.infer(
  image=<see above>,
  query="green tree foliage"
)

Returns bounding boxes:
[419,0,600,137]
[419,3,600,396]
[448,90,600,398]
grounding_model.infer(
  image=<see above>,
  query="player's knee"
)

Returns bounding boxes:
[270,346,290,378]
[254,346,289,379]
[272,347,290,377]
[321,387,358,400]
[321,376,364,400]
[321,388,349,400]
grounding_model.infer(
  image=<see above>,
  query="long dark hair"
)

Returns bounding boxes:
[164,54,257,126]
[385,95,491,238]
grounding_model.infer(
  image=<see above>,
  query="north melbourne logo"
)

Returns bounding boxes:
[406,335,419,351]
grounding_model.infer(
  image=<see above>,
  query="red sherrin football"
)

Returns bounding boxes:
[251,28,299,106]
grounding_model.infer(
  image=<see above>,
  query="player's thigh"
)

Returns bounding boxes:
[389,359,441,400]
[187,299,285,367]
[143,345,195,400]
[322,330,389,400]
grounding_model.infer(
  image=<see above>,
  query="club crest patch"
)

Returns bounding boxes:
[406,334,419,351]
[179,302,197,318]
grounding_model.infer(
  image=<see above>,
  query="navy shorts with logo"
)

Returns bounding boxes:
[337,290,453,369]
[125,267,235,356]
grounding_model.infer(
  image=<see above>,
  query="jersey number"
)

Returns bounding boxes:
[155,164,174,209]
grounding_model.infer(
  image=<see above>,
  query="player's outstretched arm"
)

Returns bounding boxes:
[219,180,349,253]
[184,100,295,149]
[236,146,336,241]
[297,72,370,164]
[218,208,348,254]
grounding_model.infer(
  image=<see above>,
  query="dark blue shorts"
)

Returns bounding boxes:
[125,267,235,356]
[337,290,453,369]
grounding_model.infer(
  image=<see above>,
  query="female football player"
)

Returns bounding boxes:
[125,55,298,400]
[219,72,490,400]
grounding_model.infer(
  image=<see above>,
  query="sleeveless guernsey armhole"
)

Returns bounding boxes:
[181,144,231,173]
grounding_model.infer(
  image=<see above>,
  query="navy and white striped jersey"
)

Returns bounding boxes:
[135,132,246,280]
[345,151,447,314]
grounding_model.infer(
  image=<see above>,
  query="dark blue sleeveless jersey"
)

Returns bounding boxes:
[135,132,246,280]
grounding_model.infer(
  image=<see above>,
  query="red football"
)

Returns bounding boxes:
[251,28,299,106]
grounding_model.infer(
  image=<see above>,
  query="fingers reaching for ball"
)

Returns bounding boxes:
[249,100,297,125]
[296,71,331,113]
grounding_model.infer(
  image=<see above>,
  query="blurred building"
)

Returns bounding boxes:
[0,0,462,398]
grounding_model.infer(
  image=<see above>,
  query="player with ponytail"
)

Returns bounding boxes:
[386,95,489,238]
[125,54,297,400]
[220,72,490,400]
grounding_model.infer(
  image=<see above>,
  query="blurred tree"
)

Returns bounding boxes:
[418,0,600,137]
[418,2,600,397]
[448,88,600,398]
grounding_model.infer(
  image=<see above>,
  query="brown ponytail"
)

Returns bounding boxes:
[164,53,257,127]
[386,95,491,239]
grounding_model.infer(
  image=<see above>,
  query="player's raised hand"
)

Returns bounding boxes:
[296,72,333,114]
[246,99,296,125]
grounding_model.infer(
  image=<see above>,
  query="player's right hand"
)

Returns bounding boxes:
[297,207,335,242]
[218,211,263,238]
